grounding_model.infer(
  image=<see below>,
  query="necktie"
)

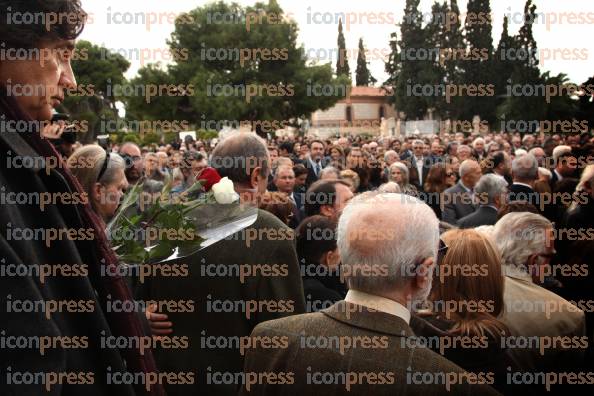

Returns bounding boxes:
[315,163,321,177]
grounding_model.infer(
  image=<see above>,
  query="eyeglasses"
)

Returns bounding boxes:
[437,239,448,264]
[97,149,110,182]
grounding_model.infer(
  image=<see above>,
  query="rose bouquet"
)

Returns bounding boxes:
[106,168,257,265]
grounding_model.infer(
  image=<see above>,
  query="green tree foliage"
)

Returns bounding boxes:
[577,76,594,127]
[462,0,496,122]
[492,16,516,109]
[496,0,546,127]
[127,0,347,135]
[60,40,130,142]
[355,38,376,86]
[393,0,432,120]
[336,18,350,78]
[424,1,449,116]
[384,32,401,88]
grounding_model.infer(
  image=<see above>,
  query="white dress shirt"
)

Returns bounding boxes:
[344,289,411,324]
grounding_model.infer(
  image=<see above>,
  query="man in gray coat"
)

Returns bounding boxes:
[442,160,482,225]
[240,193,500,395]
[457,174,508,228]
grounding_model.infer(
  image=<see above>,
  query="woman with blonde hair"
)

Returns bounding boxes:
[412,229,516,393]
[339,169,360,193]
[68,145,128,224]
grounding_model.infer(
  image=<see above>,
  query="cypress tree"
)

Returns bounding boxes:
[497,0,545,127]
[462,0,496,122]
[336,19,350,78]
[355,38,376,86]
[394,0,429,120]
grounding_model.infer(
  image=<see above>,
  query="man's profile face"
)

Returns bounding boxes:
[0,39,77,121]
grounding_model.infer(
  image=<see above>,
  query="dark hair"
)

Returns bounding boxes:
[180,152,205,168]
[304,179,350,217]
[296,215,338,265]
[210,134,269,185]
[491,151,506,169]
[424,164,449,193]
[258,191,295,226]
[0,0,87,48]
[279,141,294,155]
[308,139,325,149]
[293,164,308,178]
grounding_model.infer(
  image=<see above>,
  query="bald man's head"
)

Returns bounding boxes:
[337,193,439,304]
[210,133,270,195]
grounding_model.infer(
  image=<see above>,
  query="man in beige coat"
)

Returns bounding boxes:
[240,193,500,395]
[493,212,586,373]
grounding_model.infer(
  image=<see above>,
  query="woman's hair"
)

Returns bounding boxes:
[258,191,295,226]
[424,164,449,193]
[0,0,87,49]
[296,215,338,265]
[340,169,360,192]
[429,229,509,339]
[67,144,125,199]
[329,145,345,158]
[388,162,410,185]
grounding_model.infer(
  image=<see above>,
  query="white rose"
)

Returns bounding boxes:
[212,177,239,204]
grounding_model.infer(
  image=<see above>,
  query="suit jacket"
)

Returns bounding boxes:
[500,268,586,372]
[442,182,477,225]
[304,156,326,189]
[240,301,501,395]
[456,205,498,229]
[138,209,306,396]
[508,183,540,208]
[402,156,435,190]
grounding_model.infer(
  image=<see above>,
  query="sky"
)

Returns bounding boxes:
[79,0,594,84]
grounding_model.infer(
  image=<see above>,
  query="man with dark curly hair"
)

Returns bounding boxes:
[1,2,164,395]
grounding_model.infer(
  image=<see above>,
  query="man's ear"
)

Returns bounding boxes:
[415,257,434,291]
[250,166,262,189]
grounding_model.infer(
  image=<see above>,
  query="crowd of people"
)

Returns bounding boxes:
[2,1,594,395]
[54,128,594,395]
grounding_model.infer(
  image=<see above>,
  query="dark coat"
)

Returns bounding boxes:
[0,125,139,395]
[508,183,540,207]
[442,182,477,225]
[411,314,520,395]
[303,156,327,189]
[456,206,498,228]
[138,209,306,396]
[240,301,501,395]
[302,267,347,312]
